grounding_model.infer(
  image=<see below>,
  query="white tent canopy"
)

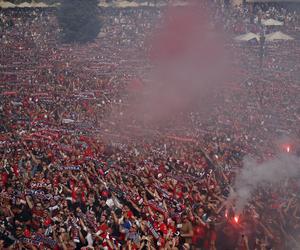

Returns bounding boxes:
[254,17,284,26]
[98,0,168,8]
[0,1,62,8]
[234,32,260,42]
[0,1,16,8]
[115,1,140,8]
[98,0,187,8]
[31,2,49,8]
[262,18,284,26]
[18,2,33,8]
[266,31,294,41]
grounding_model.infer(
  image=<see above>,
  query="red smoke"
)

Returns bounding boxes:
[136,3,228,124]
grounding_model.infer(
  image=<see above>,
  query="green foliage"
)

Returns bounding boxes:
[57,0,101,43]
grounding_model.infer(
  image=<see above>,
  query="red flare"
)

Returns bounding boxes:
[234,215,239,223]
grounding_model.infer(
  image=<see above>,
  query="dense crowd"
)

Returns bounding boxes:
[1,3,300,250]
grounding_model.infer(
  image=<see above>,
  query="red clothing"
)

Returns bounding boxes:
[12,164,19,177]
[98,223,109,238]
[1,172,8,186]
[204,230,217,249]
[168,225,176,234]
[192,225,206,244]
[127,210,134,219]
[158,222,168,235]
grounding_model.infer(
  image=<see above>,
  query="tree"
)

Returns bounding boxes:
[57,0,102,43]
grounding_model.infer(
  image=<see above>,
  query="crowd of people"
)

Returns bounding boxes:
[1,2,300,250]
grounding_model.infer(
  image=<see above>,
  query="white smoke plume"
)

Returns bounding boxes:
[231,154,300,212]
